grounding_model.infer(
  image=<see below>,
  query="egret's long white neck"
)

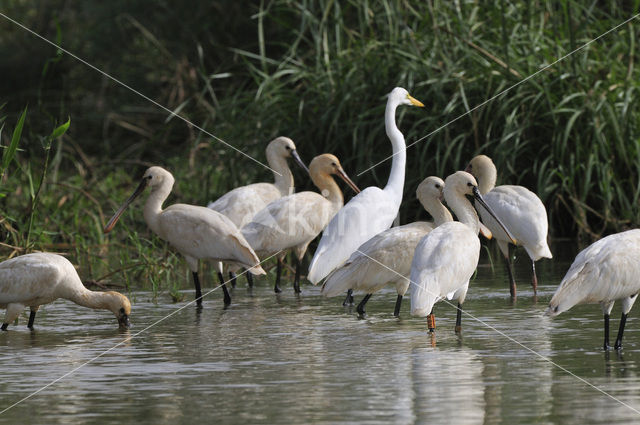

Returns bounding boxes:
[445,190,480,235]
[143,179,173,236]
[267,150,294,196]
[383,99,406,205]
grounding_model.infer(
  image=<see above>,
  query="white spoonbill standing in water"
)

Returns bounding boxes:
[0,253,131,330]
[242,154,360,293]
[208,137,309,287]
[411,171,515,332]
[466,155,551,297]
[321,176,452,317]
[546,229,640,350]
[104,166,266,307]
[307,87,424,297]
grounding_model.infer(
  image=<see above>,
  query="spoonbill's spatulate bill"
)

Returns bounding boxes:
[307,87,424,287]
[546,229,640,350]
[242,154,360,293]
[410,171,516,333]
[207,137,309,288]
[0,253,131,330]
[321,176,453,317]
[466,155,551,297]
[104,166,265,307]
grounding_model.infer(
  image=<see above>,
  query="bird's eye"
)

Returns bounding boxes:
[331,162,336,166]
[467,182,473,187]
[147,175,152,180]
[435,184,441,189]
[120,307,125,313]
[285,146,291,151]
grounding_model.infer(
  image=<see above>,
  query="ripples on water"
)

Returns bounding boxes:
[1,243,640,424]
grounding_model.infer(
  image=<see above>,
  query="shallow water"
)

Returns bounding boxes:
[1,242,640,424]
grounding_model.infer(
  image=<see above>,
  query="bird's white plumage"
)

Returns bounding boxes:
[410,221,480,316]
[307,87,424,284]
[0,253,131,327]
[547,229,640,317]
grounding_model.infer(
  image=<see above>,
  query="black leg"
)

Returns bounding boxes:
[217,272,232,306]
[192,272,203,306]
[393,295,403,317]
[27,310,36,329]
[1,323,7,331]
[604,314,611,350]
[614,313,628,350]
[246,271,254,288]
[342,289,354,306]
[293,257,302,293]
[531,260,538,294]
[505,248,517,298]
[357,294,372,318]
[229,271,237,288]
[455,303,462,333]
[274,257,283,293]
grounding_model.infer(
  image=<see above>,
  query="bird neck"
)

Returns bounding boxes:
[67,286,113,311]
[476,164,497,195]
[267,150,294,196]
[312,174,344,207]
[421,198,453,227]
[143,182,172,235]
[445,192,480,234]
[383,99,406,204]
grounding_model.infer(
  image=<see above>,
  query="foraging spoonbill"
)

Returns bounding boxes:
[0,253,131,330]
[466,155,552,297]
[307,87,424,286]
[104,166,266,307]
[410,171,515,332]
[208,137,309,287]
[546,229,640,350]
[321,176,453,317]
[242,154,360,293]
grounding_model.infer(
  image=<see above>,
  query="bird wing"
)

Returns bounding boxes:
[207,183,281,228]
[159,204,261,268]
[242,192,334,257]
[307,187,398,284]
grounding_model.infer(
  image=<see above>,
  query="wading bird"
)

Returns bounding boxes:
[307,87,424,294]
[0,253,131,330]
[410,171,515,333]
[208,137,309,287]
[546,229,640,350]
[104,166,265,307]
[242,154,360,293]
[321,176,453,317]
[466,155,551,297]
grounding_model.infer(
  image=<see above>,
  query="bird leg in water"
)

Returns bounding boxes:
[293,257,302,294]
[393,295,403,317]
[455,303,462,333]
[217,272,232,306]
[27,310,37,329]
[1,323,7,331]
[604,314,611,350]
[229,272,237,288]
[357,294,372,318]
[192,272,203,306]
[246,271,254,288]
[614,313,628,350]
[342,289,354,306]
[274,257,283,293]
[427,312,436,332]
[531,260,538,294]
[505,246,517,298]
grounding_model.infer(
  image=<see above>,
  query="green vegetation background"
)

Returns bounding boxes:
[0,1,639,293]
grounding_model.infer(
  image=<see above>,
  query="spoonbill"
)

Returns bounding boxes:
[0,253,131,330]
[242,154,360,293]
[466,155,552,297]
[207,137,309,287]
[546,229,640,350]
[410,171,515,332]
[104,166,266,307]
[307,87,424,288]
[321,176,453,317]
